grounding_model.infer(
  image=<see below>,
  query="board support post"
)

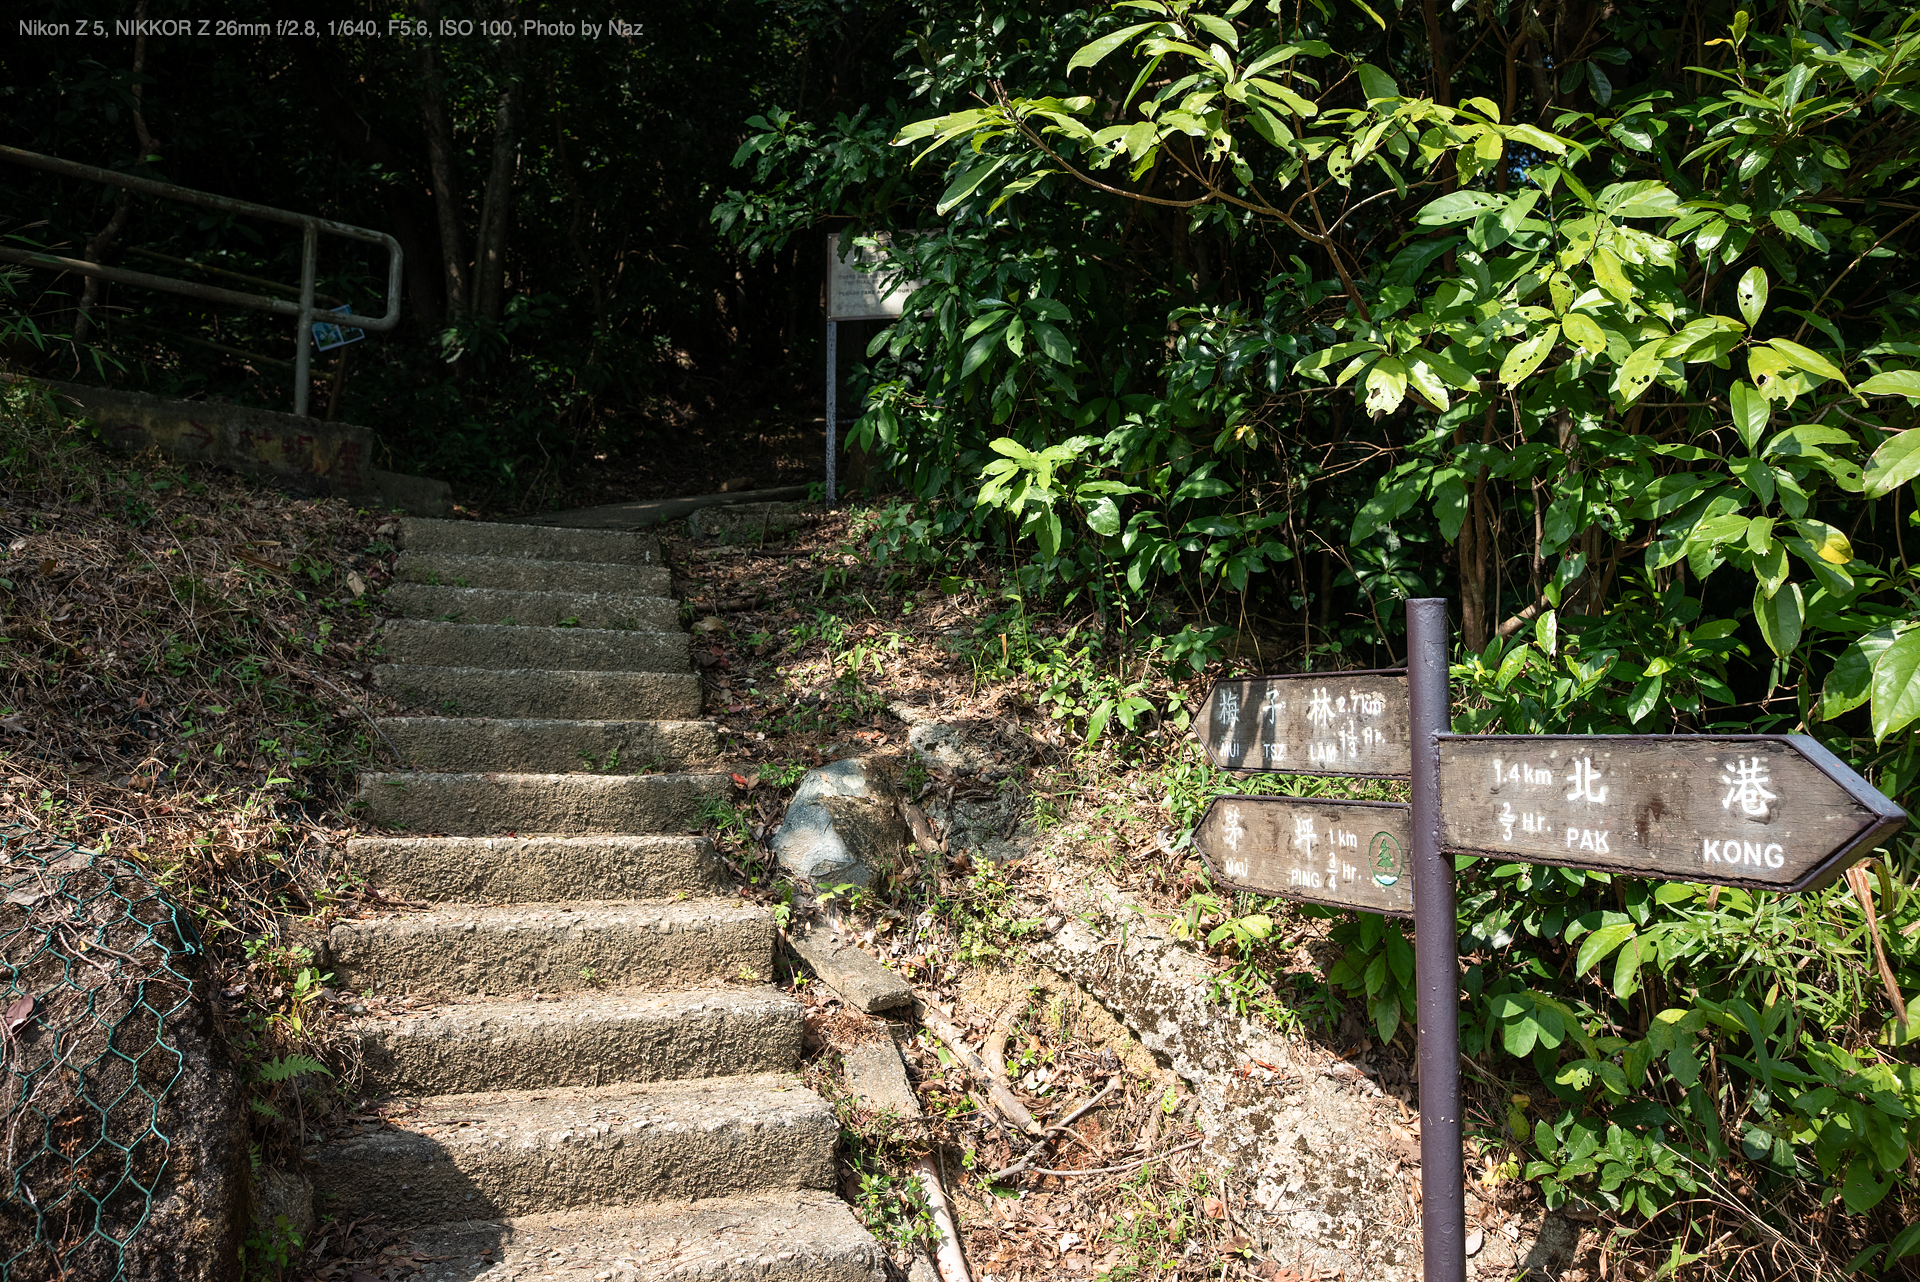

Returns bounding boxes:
[824,318,839,505]
[1408,597,1463,1282]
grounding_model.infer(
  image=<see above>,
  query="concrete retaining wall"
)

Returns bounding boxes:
[31,378,450,515]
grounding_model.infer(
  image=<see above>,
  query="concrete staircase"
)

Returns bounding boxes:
[314,518,883,1281]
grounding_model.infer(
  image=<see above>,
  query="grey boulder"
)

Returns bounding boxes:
[772,759,904,888]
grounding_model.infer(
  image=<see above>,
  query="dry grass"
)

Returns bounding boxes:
[0,376,408,1170]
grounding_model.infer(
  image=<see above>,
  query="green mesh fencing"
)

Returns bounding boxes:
[0,825,201,1281]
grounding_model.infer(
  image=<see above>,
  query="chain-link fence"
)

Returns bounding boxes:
[0,825,202,1280]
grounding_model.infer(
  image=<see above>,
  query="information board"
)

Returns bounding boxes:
[826,232,918,321]
[1193,670,1411,778]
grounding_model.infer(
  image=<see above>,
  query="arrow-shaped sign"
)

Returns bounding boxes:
[1194,669,1410,778]
[1194,795,1414,914]
[1437,734,1906,893]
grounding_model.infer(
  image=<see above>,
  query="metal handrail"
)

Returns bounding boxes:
[0,144,402,417]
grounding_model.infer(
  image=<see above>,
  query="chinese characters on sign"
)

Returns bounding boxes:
[1196,671,1410,779]
[1193,796,1414,915]
[1436,735,1907,892]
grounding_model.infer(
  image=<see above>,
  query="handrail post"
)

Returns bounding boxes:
[294,221,317,418]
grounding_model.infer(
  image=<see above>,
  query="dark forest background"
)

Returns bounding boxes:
[0,0,915,506]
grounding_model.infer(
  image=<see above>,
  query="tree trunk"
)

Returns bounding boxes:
[77,1,156,348]
[72,193,132,348]
[417,10,468,321]
[1460,401,1498,654]
[472,31,523,327]
[1419,0,1453,108]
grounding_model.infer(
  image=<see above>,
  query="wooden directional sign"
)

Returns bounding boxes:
[1437,734,1907,893]
[1194,795,1415,915]
[1194,669,1411,778]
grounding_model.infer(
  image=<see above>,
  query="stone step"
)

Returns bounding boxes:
[383,583,680,631]
[306,1074,834,1229]
[374,665,702,720]
[376,619,691,674]
[401,517,661,565]
[352,986,802,1096]
[327,900,773,998]
[396,551,673,597]
[347,834,727,904]
[379,717,719,775]
[356,770,725,836]
[397,1192,885,1281]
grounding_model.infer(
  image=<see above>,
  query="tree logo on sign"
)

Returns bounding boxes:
[1370,832,1404,887]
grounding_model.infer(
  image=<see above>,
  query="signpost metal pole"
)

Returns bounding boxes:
[1407,597,1463,1282]
[824,318,838,506]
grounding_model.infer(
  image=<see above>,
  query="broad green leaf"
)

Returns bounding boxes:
[1067,23,1161,72]
[1415,191,1505,226]
[1587,63,1613,106]
[1085,495,1122,536]
[1864,429,1920,499]
[1563,312,1607,356]
[1668,1042,1702,1088]
[1499,188,1542,230]
[1612,935,1647,998]
[1820,629,1896,720]
[1627,674,1663,724]
[1030,320,1073,364]
[1592,247,1633,302]
[1765,423,1853,457]
[1843,1157,1894,1214]
[1728,380,1767,450]
[1352,477,1420,542]
[1737,267,1769,326]
[1495,643,1533,689]
[1754,581,1804,657]
[1504,1012,1541,1057]
[1748,344,1801,405]
[960,326,1005,379]
[1375,995,1401,1045]
[1575,922,1635,976]
[1871,630,1920,742]
[1730,456,1775,505]
[1765,338,1847,386]
[1363,356,1409,416]
[1189,13,1239,47]
[1754,542,1788,594]
[1405,355,1453,411]
[1506,123,1569,155]
[1356,63,1400,102]
[1596,180,1678,218]
[938,155,1009,214]
[1618,338,1667,404]
[1792,519,1852,565]
[1499,325,1559,386]
[1858,369,1920,400]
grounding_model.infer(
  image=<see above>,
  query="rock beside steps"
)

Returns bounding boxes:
[319,516,882,1279]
